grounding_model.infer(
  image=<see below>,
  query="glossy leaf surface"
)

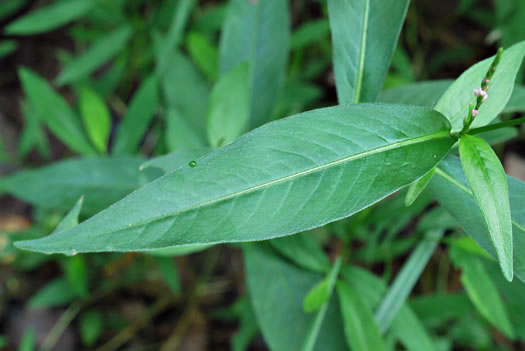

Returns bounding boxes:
[16,104,454,254]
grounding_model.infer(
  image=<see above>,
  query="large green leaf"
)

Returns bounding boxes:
[1,156,160,215]
[459,135,513,280]
[219,0,289,127]
[428,155,525,282]
[16,104,454,254]
[19,68,96,155]
[56,25,133,86]
[328,0,410,104]
[5,1,94,35]
[113,74,159,155]
[434,41,525,131]
[244,244,346,351]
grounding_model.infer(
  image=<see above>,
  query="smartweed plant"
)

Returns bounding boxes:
[2,0,525,349]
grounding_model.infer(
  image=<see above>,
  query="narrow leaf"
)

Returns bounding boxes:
[405,167,436,207]
[337,281,386,351]
[328,0,410,104]
[301,257,342,351]
[19,68,96,155]
[435,41,525,131]
[342,266,436,351]
[220,0,290,127]
[429,155,525,282]
[5,1,94,35]
[16,104,454,254]
[113,74,159,155]
[459,134,513,280]
[79,87,111,153]
[207,62,251,147]
[79,310,103,346]
[291,19,330,51]
[156,0,195,75]
[186,31,218,80]
[303,257,341,313]
[450,248,515,338]
[28,278,75,308]
[57,25,133,85]
[375,230,443,333]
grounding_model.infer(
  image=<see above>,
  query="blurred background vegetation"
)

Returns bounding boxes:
[0,0,524,350]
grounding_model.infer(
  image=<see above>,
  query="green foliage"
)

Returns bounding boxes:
[5,1,94,35]
[219,0,290,127]
[207,63,251,148]
[4,1,525,349]
[19,68,96,155]
[16,104,454,254]
[337,281,386,351]
[328,0,410,104]
[79,88,111,154]
[459,134,513,280]
[56,25,133,85]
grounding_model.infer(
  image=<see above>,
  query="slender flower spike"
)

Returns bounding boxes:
[473,88,482,96]
[472,109,479,117]
[482,93,488,102]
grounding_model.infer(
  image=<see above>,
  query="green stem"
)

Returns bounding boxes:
[468,116,525,135]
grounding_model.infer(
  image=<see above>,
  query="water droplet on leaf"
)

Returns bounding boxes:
[189,161,197,167]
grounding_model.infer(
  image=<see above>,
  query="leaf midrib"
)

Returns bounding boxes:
[88,130,451,236]
[354,0,370,104]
